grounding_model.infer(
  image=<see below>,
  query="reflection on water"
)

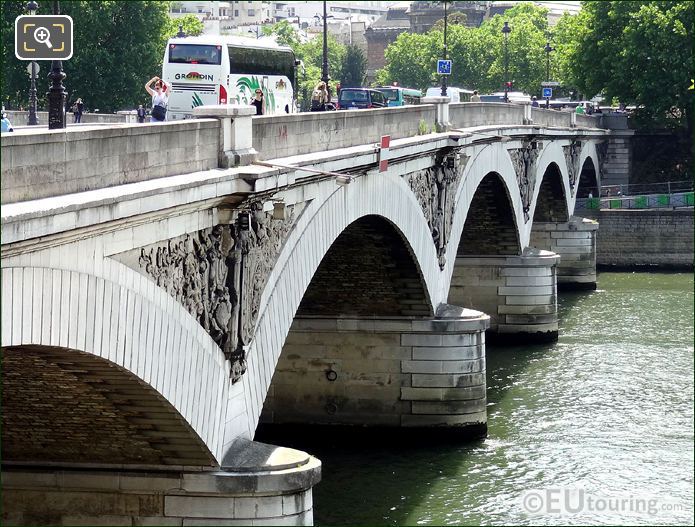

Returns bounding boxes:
[280,273,694,526]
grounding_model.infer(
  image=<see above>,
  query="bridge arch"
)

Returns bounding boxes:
[444,142,525,289]
[576,156,600,198]
[0,267,229,465]
[240,173,440,435]
[456,171,522,257]
[531,162,570,224]
[2,345,215,466]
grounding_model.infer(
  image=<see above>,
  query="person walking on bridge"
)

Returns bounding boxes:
[470,90,481,102]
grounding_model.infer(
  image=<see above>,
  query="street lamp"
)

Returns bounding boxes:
[47,0,67,129]
[544,41,554,108]
[314,1,332,101]
[502,21,511,103]
[441,0,449,97]
[26,0,39,126]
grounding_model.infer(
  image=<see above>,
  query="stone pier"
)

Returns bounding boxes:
[448,249,560,343]
[1,440,320,526]
[262,306,489,436]
[530,216,599,290]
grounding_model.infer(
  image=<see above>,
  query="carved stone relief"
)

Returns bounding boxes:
[407,150,469,269]
[508,140,542,222]
[596,140,608,177]
[117,203,301,383]
[563,140,582,195]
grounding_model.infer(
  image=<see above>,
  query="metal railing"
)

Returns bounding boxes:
[596,180,692,197]
[576,184,694,212]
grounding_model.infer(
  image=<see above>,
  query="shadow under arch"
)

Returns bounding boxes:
[297,215,433,318]
[257,214,434,432]
[1,345,216,466]
[576,156,599,198]
[456,172,522,257]
[532,162,569,224]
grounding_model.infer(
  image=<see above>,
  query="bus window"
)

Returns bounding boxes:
[169,44,221,65]
[229,47,296,89]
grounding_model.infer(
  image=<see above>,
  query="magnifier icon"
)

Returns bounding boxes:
[34,26,53,49]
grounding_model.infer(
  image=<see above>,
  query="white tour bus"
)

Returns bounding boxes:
[162,35,298,120]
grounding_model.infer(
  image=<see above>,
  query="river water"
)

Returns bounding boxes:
[283,273,694,525]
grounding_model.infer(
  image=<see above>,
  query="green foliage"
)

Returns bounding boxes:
[340,45,367,88]
[564,1,694,131]
[164,14,204,39]
[377,3,551,95]
[261,21,350,107]
[0,1,194,112]
[262,20,300,48]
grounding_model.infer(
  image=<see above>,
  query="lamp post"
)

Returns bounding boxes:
[314,1,332,101]
[47,0,67,129]
[26,0,39,126]
[502,21,511,103]
[544,41,554,108]
[440,0,449,97]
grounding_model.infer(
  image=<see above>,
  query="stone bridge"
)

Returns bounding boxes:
[1,102,607,525]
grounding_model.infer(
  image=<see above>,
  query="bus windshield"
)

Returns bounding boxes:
[168,44,222,65]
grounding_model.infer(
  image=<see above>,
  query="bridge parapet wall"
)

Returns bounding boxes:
[450,102,525,129]
[251,105,437,159]
[0,119,220,205]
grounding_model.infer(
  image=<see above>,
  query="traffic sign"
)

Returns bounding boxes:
[437,59,452,75]
[542,87,553,98]
[541,81,560,87]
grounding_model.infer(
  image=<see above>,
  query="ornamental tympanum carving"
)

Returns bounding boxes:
[508,140,543,222]
[407,149,469,269]
[563,140,582,194]
[129,202,300,383]
[596,140,608,176]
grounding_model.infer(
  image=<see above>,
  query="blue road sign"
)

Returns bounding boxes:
[542,87,553,98]
[437,59,452,75]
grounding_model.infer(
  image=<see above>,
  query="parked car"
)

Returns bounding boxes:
[337,88,387,110]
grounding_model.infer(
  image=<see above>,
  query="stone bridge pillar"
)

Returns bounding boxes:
[448,249,561,343]
[262,306,489,437]
[530,216,599,290]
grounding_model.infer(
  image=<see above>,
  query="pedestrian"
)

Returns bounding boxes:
[588,191,593,199]
[1,112,14,132]
[73,98,84,123]
[310,81,328,112]
[251,88,265,115]
[137,104,146,123]
[575,103,585,115]
[531,96,539,108]
[470,90,481,102]
[145,76,169,122]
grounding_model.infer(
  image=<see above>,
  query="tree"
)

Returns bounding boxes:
[340,45,367,88]
[1,1,179,112]
[376,3,552,95]
[164,14,204,39]
[262,19,300,48]
[564,1,693,131]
